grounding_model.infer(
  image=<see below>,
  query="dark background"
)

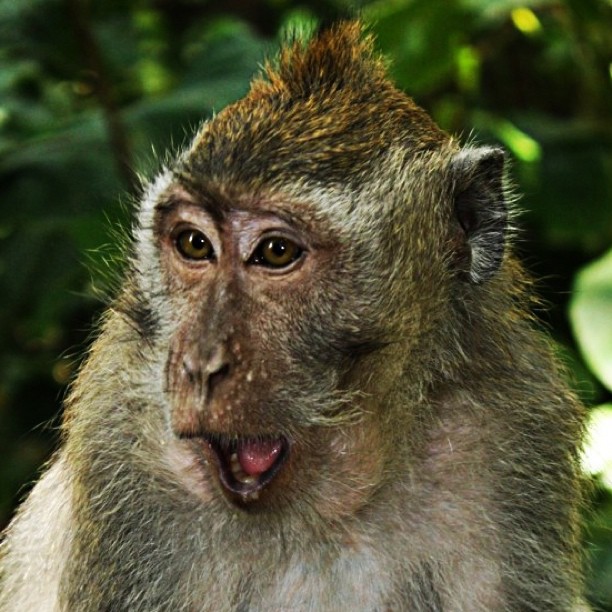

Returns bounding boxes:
[0,0,611,607]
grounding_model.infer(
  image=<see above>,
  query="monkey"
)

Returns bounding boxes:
[0,21,586,611]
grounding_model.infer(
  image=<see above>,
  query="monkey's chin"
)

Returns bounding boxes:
[191,434,290,505]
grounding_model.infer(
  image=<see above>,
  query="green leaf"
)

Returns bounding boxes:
[368,0,471,95]
[570,248,612,391]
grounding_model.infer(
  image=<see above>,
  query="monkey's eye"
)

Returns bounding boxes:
[250,237,303,269]
[175,229,214,261]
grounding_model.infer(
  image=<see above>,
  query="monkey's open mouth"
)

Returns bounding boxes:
[202,435,289,501]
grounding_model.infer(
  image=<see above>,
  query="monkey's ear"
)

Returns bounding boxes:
[451,146,508,284]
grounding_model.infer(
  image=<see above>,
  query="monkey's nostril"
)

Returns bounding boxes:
[207,363,230,397]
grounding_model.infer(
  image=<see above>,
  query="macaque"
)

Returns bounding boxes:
[0,22,586,611]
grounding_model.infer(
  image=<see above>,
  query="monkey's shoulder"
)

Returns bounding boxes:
[0,455,71,612]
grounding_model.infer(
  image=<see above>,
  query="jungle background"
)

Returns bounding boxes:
[0,0,611,606]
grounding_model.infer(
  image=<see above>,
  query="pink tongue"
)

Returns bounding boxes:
[237,439,283,476]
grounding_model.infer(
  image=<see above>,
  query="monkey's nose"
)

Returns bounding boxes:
[205,346,230,398]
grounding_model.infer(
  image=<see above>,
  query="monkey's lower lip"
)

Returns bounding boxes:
[200,434,289,501]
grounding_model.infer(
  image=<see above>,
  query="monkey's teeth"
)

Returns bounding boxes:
[229,452,256,484]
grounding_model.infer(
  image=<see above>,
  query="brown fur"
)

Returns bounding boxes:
[0,22,585,611]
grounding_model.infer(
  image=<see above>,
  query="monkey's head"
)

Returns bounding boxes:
[124,22,508,516]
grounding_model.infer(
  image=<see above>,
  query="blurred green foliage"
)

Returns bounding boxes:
[0,0,610,606]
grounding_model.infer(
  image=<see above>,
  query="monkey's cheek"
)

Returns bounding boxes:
[163,439,216,505]
[312,424,386,519]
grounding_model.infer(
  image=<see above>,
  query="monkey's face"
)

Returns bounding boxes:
[124,21,509,519]
[147,183,390,513]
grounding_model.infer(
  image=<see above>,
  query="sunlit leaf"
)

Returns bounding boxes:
[570,248,612,391]
[583,404,612,490]
[510,7,542,35]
